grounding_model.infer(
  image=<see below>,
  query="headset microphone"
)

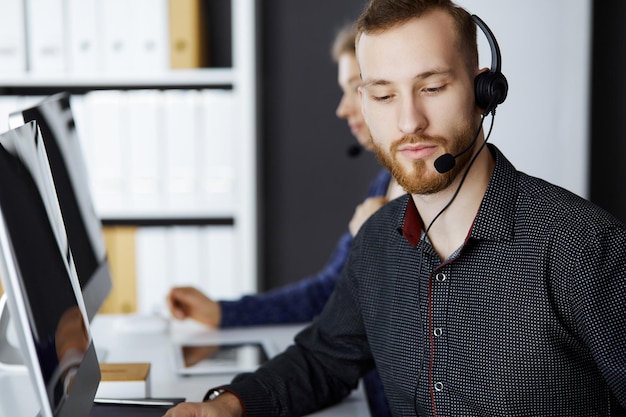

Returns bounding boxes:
[433,14,508,175]
[433,119,482,173]
[347,143,363,158]
[433,153,456,174]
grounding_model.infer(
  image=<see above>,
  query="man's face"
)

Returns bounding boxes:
[357,10,480,195]
[336,52,373,150]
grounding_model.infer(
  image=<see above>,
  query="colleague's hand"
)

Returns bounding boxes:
[181,345,219,367]
[163,393,243,417]
[166,286,221,328]
[55,306,88,359]
[348,196,389,236]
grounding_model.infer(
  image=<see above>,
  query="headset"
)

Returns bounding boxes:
[472,14,508,116]
[433,14,508,173]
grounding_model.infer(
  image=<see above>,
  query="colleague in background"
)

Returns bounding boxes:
[165,0,626,415]
[167,22,403,417]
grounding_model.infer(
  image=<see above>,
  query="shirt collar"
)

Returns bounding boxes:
[402,195,422,247]
[400,144,517,247]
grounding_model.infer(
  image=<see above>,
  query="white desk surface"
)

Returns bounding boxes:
[94,314,369,416]
[0,313,369,416]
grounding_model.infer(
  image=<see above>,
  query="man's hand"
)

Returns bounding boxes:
[163,393,243,417]
[166,286,222,328]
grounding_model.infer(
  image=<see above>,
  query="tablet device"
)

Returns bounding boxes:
[171,341,269,375]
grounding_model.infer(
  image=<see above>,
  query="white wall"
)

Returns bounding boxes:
[455,0,592,198]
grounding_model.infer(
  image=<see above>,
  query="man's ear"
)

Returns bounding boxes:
[476,67,490,77]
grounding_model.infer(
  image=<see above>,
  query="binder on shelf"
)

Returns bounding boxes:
[135,227,169,314]
[69,94,96,183]
[168,0,208,68]
[135,226,239,315]
[131,0,170,73]
[163,90,200,213]
[24,0,66,72]
[202,226,238,299]
[66,0,100,73]
[101,226,137,314]
[0,0,27,73]
[84,90,130,216]
[99,0,133,73]
[169,226,203,290]
[198,89,236,213]
[127,90,165,213]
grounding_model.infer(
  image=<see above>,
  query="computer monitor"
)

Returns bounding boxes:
[0,121,100,417]
[9,92,112,321]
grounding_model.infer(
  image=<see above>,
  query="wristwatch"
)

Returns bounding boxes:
[206,388,226,401]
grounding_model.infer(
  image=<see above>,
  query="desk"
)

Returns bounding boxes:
[0,314,368,416]
[92,314,369,416]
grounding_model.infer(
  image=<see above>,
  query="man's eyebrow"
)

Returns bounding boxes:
[361,78,390,88]
[361,68,453,88]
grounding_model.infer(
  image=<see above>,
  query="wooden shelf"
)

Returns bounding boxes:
[0,68,234,89]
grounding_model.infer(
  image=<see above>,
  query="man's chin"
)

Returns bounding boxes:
[396,169,454,195]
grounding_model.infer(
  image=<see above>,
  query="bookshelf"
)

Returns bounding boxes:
[0,0,258,314]
[0,69,235,88]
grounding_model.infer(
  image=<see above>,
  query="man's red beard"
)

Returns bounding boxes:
[372,119,479,195]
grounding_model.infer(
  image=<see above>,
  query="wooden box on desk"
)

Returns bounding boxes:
[96,363,151,399]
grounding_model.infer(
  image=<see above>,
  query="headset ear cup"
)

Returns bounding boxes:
[474,71,508,114]
[474,72,491,110]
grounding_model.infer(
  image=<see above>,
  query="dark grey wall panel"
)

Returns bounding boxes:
[589,1,626,224]
[259,0,382,290]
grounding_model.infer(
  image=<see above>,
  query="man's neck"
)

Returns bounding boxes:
[386,177,406,200]
[413,149,495,260]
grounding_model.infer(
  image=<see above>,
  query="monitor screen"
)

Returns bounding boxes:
[10,92,112,321]
[0,121,100,417]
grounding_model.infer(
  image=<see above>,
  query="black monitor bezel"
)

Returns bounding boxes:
[10,92,112,321]
[0,121,100,417]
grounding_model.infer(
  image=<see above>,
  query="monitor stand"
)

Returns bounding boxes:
[0,294,26,369]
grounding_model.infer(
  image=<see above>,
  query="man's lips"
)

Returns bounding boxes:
[396,143,439,160]
[349,123,362,136]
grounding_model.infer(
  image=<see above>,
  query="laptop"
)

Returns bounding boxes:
[0,121,182,416]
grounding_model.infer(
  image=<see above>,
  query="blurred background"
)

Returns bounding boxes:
[0,0,623,306]
[260,0,626,290]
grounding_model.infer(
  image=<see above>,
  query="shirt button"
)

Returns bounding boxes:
[434,382,444,392]
[435,273,447,282]
[433,328,443,337]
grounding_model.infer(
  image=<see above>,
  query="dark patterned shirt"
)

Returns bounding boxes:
[226,145,626,416]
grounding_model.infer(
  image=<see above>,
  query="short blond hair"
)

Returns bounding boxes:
[331,22,358,62]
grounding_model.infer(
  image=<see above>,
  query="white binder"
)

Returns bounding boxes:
[0,0,27,73]
[24,0,66,72]
[66,0,100,73]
